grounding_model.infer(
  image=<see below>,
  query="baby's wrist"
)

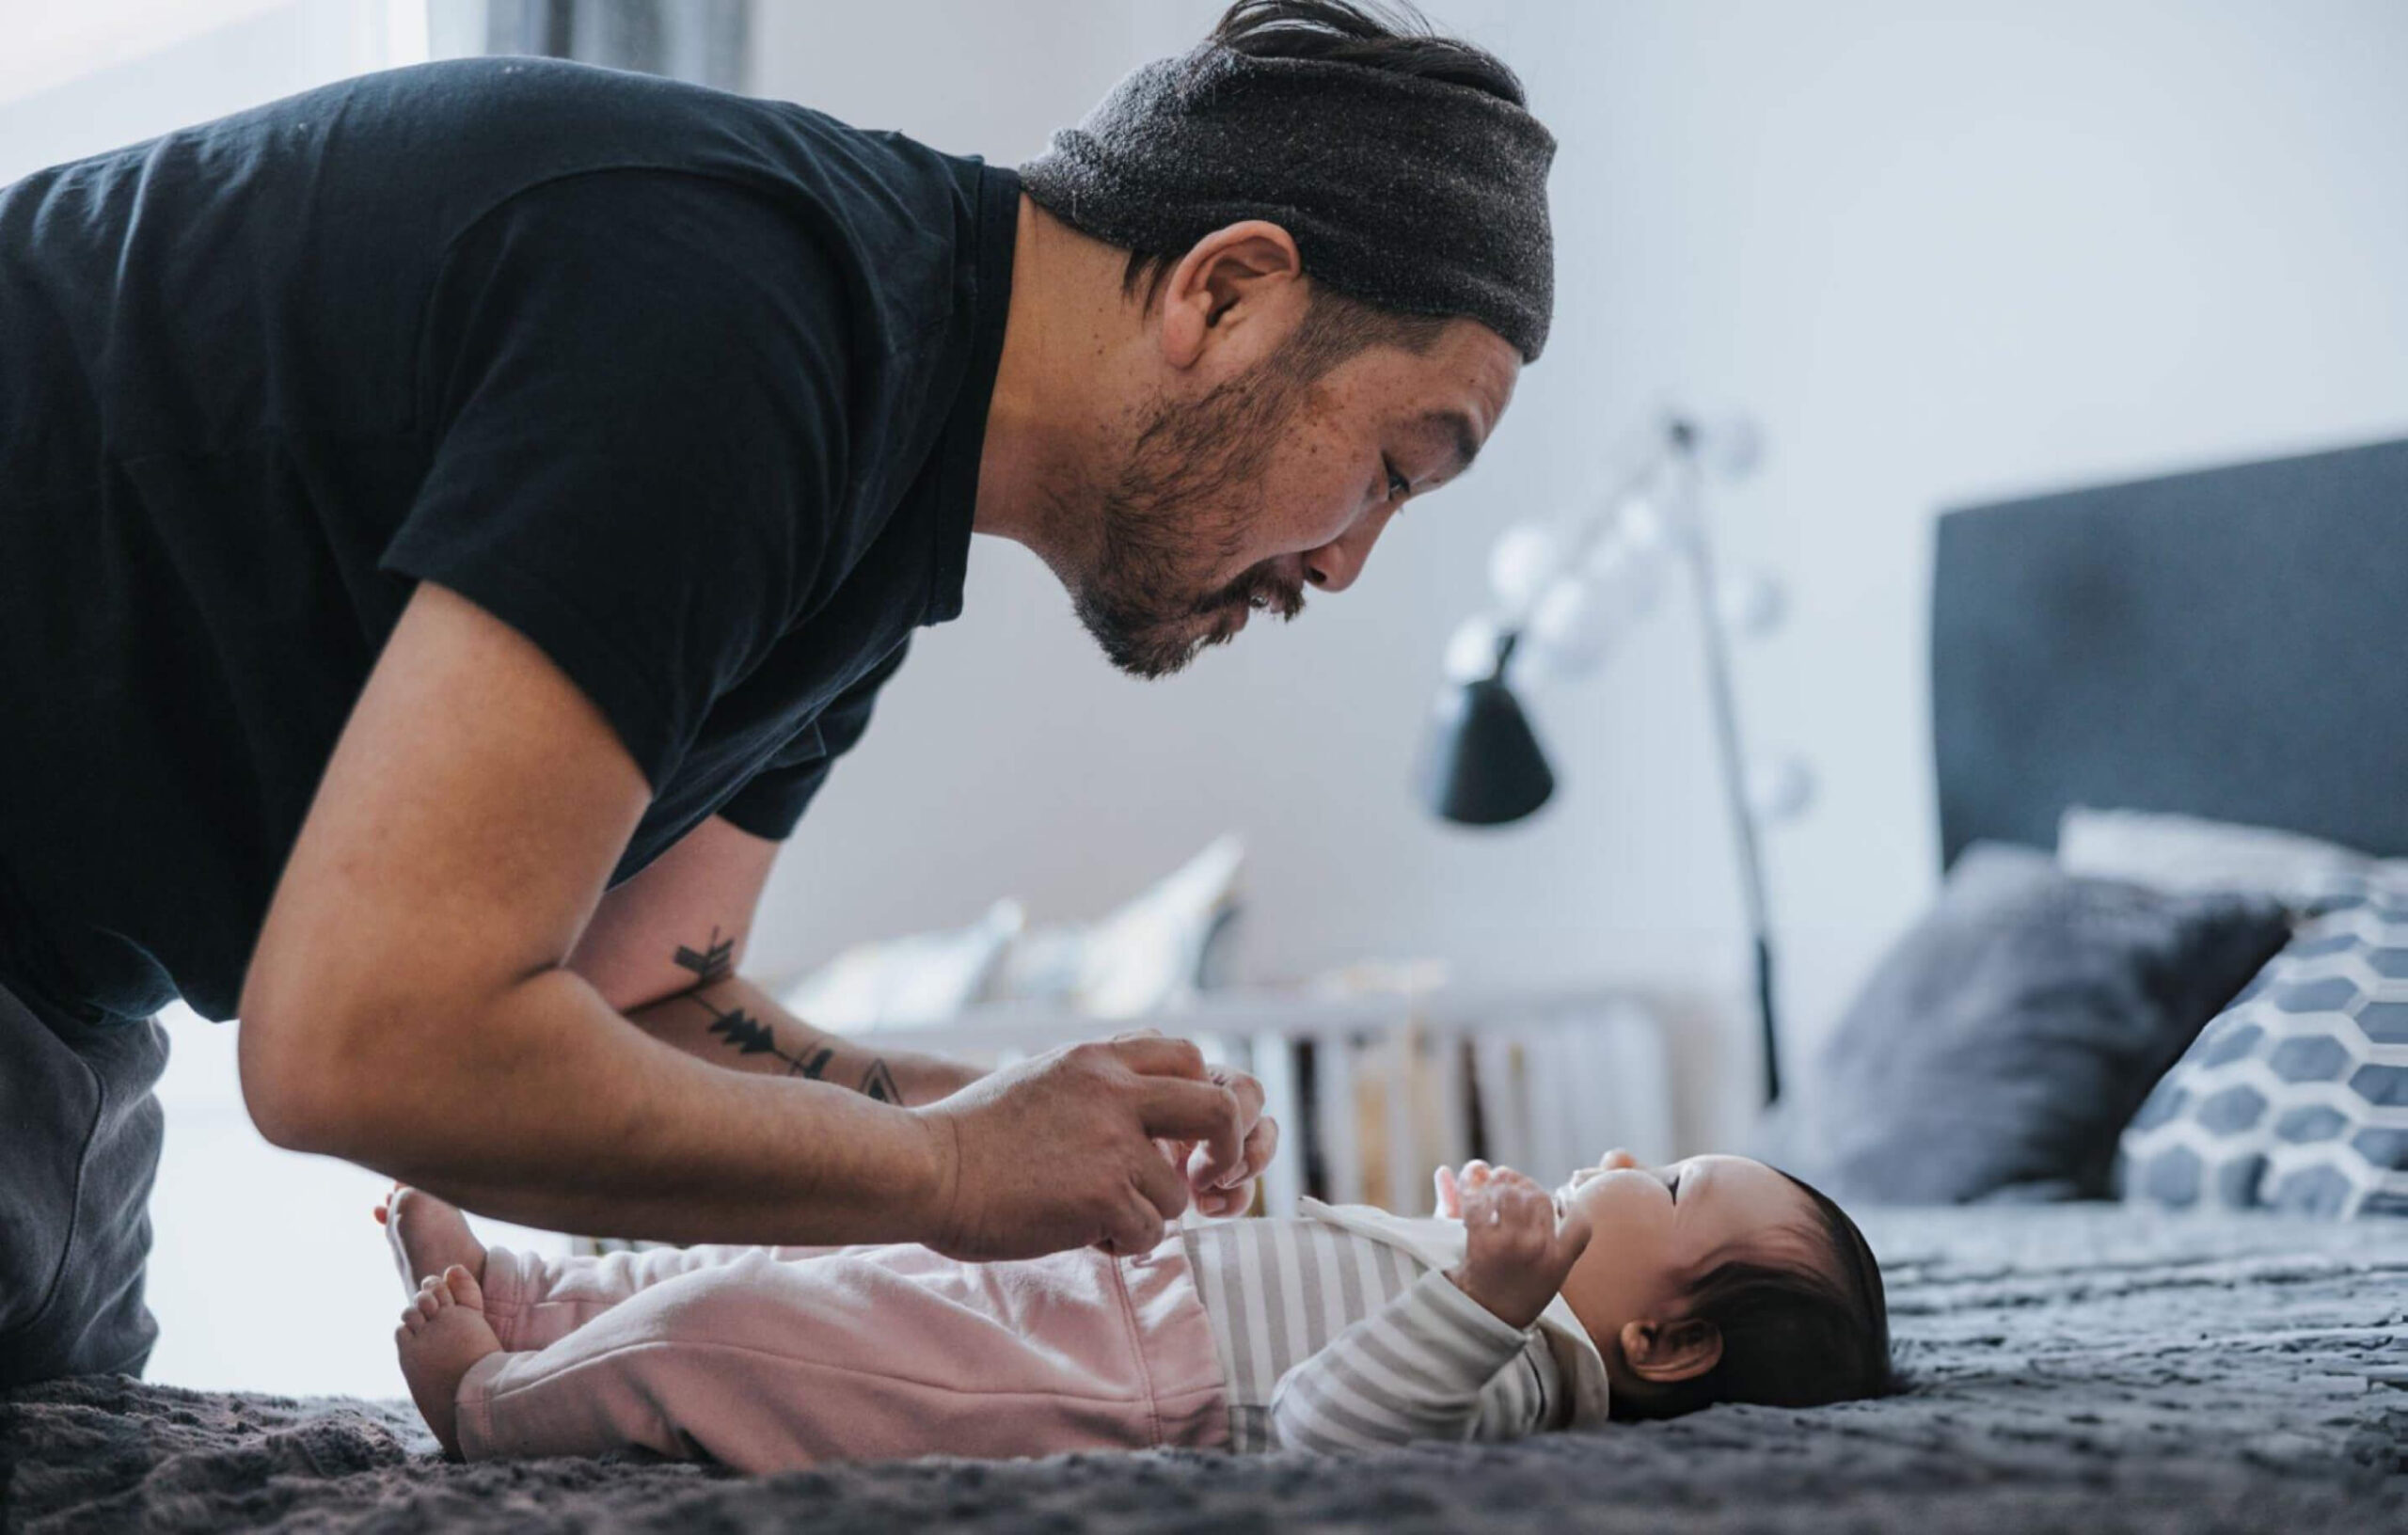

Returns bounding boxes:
[1445,1262,1545,1331]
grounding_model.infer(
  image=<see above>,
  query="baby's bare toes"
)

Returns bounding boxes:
[438,1262,485,1313]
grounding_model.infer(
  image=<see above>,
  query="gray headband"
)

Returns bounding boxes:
[1021,43,1557,361]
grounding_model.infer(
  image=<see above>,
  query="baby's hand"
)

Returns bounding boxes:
[1433,1161,1467,1218]
[1431,1159,1497,1219]
[1445,1163,1592,1330]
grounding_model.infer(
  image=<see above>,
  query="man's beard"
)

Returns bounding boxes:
[1070,359,1316,680]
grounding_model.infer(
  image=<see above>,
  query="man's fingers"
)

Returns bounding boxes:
[1213,1067,1265,1121]
[1130,1141,1193,1225]
[1196,1183,1252,1218]
[1136,1077,1243,1172]
[1183,1113,1276,1213]
[1194,1077,1271,1183]
[1099,1188,1165,1257]
[1193,1073,1269,1188]
[1228,1114,1278,1190]
[1107,1034,1210,1082]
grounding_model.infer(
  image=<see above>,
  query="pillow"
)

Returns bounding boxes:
[780,899,1023,1030]
[1752,843,2290,1204]
[2119,892,2408,1218]
[989,835,1245,1018]
[2058,806,2408,910]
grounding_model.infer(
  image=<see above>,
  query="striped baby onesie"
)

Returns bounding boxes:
[1180,1216,1562,1452]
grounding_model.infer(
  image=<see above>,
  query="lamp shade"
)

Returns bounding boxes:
[1415,675,1555,825]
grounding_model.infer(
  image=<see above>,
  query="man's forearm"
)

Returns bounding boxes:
[623,936,980,1107]
[294,965,961,1249]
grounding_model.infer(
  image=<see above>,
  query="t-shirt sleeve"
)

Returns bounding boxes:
[715,638,911,841]
[380,169,853,792]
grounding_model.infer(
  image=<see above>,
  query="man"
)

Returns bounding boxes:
[0,0,1554,1386]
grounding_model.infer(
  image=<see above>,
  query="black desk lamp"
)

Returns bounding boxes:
[1414,415,1800,1105]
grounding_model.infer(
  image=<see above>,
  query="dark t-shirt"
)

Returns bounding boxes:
[0,58,1016,1023]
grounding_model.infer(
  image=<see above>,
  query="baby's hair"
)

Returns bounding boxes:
[1608,1171,1903,1421]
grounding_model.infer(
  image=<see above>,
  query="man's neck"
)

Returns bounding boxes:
[972,197,1133,577]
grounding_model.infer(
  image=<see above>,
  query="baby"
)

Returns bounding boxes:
[381,1150,1891,1468]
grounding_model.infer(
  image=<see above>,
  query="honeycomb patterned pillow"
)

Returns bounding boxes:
[2119,893,2408,1217]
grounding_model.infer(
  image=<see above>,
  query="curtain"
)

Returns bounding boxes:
[479,0,749,90]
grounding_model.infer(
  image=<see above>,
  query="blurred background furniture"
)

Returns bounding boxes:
[862,984,1671,1218]
[1765,435,2408,1218]
[1931,436,2408,866]
[447,0,746,88]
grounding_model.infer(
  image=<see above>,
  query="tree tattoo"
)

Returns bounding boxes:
[673,927,898,1100]
[672,930,737,988]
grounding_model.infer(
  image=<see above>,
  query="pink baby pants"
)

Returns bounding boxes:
[453,1235,1229,1471]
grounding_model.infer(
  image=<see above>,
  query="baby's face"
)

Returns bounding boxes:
[1550,1150,1825,1375]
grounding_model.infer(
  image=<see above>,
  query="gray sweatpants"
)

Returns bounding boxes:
[0,973,167,1386]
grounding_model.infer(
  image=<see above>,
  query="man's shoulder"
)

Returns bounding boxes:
[384,61,982,346]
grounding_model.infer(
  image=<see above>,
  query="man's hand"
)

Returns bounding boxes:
[1445,1163,1592,1330]
[1186,1062,1277,1217]
[1064,1038,1275,1221]
[913,1033,1267,1258]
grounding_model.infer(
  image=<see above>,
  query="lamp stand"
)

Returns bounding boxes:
[1420,414,1789,1107]
[1665,420,1782,1104]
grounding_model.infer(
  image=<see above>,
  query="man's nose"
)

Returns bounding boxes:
[1303,508,1396,593]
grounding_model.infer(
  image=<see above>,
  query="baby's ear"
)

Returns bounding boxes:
[1619,1317,1721,1384]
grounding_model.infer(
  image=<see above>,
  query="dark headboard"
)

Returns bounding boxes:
[1932,436,2408,869]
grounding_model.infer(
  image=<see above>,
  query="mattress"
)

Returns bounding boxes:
[3,1205,2402,1533]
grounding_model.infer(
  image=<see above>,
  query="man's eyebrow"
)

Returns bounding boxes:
[1416,408,1483,480]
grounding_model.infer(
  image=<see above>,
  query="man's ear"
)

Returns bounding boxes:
[1618,1317,1722,1385]
[1155,219,1304,370]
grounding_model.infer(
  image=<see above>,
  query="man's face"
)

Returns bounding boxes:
[1071,314,1520,679]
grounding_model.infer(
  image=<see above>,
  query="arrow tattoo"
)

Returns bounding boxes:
[673,926,897,1097]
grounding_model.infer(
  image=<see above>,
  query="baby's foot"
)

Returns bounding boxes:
[395,1264,501,1458]
[375,1185,486,1295]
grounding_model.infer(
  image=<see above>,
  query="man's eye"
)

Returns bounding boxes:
[1385,461,1411,504]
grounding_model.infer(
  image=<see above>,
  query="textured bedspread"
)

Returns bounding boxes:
[5,1206,2404,1532]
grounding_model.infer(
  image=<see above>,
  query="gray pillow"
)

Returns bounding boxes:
[1753,844,2290,1204]
[2119,891,2408,1217]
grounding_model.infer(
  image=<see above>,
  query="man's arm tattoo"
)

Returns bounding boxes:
[672,926,737,988]
[859,1057,900,1104]
[672,927,898,1099]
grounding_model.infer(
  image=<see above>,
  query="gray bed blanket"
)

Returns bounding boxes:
[5,1206,2403,1532]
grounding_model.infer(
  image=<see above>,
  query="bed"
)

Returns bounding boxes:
[7,439,2407,1531]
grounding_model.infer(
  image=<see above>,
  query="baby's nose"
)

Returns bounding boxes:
[1597,1148,1640,1171]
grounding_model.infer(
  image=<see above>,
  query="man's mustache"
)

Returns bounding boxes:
[1196,563,1307,622]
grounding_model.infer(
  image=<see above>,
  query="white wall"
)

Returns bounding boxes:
[0,1,421,180]
[747,0,2408,1150]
